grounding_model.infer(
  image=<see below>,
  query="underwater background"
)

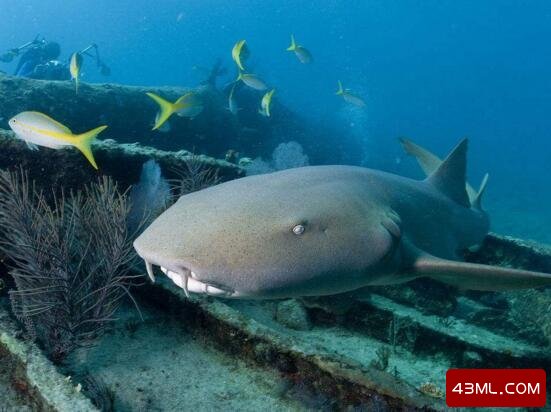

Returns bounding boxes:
[2,0,551,242]
[2,2,551,411]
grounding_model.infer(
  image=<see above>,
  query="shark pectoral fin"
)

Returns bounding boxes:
[399,137,442,176]
[411,255,551,291]
[472,173,489,211]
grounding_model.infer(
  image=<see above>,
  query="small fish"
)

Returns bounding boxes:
[69,52,83,94]
[8,111,106,169]
[237,72,268,91]
[156,119,171,133]
[259,89,275,117]
[147,92,204,130]
[228,83,240,115]
[336,80,366,107]
[286,35,312,64]
[231,40,249,71]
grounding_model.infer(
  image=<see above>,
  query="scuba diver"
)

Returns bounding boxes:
[0,36,66,80]
[0,36,110,80]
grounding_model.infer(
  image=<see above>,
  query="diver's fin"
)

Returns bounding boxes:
[411,254,551,291]
[426,139,470,207]
[287,34,297,51]
[146,92,175,130]
[473,173,489,211]
[74,125,107,170]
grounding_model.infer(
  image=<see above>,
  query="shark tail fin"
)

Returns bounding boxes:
[473,173,489,211]
[426,138,471,207]
[411,255,551,291]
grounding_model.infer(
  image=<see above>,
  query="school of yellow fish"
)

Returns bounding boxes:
[8,35,366,170]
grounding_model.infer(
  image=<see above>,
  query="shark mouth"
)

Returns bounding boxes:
[143,260,235,298]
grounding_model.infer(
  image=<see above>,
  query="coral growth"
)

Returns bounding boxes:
[272,141,310,171]
[370,345,391,371]
[0,169,142,363]
[507,289,551,346]
[78,373,114,412]
[274,299,312,331]
[128,159,170,230]
[245,141,309,175]
[171,154,220,197]
[418,382,445,399]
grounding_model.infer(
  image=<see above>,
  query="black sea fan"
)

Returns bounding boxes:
[0,169,142,363]
[171,154,220,198]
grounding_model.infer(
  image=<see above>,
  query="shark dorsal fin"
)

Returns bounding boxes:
[426,139,470,207]
[473,173,489,210]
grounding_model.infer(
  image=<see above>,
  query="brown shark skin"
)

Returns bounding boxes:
[133,140,551,298]
[135,166,484,297]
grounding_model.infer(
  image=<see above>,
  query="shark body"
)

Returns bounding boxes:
[134,139,551,298]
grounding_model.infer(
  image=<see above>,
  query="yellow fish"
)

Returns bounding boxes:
[259,89,275,117]
[237,72,268,91]
[69,52,83,94]
[146,92,204,130]
[231,40,249,71]
[8,111,106,169]
[228,83,240,115]
[286,35,312,64]
[336,80,366,107]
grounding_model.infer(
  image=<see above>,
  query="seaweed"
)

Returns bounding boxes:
[370,346,391,371]
[79,373,114,412]
[0,169,143,363]
[170,154,220,197]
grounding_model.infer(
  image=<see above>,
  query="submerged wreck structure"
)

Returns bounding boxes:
[1,74,551,411]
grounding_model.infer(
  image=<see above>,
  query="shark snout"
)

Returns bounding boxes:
[133,238,238,298]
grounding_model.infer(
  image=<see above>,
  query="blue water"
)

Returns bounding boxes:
[2,0,551,241]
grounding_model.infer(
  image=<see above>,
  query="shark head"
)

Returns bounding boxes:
[133,166,401,299]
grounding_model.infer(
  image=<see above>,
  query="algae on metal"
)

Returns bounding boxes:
[136,278,444,411]
[0,73,361,163]
[1,100,551,409]
[0,302,98,412]
[0,129,242,196]
[133,233,551,410]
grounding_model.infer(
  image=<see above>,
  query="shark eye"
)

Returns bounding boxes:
[292,224,305,235]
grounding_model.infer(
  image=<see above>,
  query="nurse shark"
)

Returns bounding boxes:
[134,139,551,298]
